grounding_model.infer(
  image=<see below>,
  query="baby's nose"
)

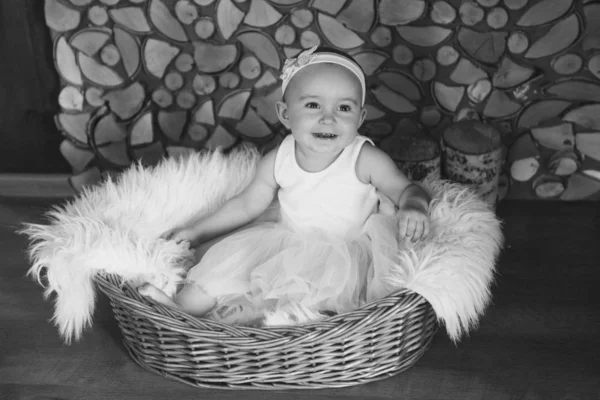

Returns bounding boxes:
[319,111,335,124]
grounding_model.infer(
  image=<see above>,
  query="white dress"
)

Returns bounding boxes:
[186,134,401,318]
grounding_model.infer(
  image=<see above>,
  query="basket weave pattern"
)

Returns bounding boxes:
[96,274,437,389]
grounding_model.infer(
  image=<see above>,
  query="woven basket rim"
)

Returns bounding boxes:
[95,273,434,336]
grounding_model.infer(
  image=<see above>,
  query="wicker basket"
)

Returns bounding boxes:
[96,273,438,390]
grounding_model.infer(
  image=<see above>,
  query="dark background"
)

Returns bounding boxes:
[0,0,70,173]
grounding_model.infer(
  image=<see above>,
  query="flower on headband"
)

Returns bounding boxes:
[279,46,318,82]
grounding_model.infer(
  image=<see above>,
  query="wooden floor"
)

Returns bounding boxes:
[1,197,599,400]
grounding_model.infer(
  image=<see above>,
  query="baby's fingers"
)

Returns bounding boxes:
[171,232,188,243]
[400,217,416,239]
[411,220,425,242]
[177,239,192,249]
[420,219,431,241]
[160,229,174,240]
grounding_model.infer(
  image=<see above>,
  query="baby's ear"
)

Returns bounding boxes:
[358,106,367,128]
[276,101,291,128]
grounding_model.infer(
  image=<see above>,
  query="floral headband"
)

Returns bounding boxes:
[280,46,366,106]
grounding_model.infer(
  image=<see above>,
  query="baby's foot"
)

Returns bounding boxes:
[138,283,182,310]
[208,303,263,326]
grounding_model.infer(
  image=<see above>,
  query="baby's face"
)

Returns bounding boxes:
[278,63,366,156]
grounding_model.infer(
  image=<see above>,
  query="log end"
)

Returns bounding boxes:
[443,120,503,154]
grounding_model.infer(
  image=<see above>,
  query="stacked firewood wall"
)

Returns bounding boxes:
[46,0,600,200]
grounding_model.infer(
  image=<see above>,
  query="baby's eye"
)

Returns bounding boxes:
[338,104,352,112]
[305,102,319,109]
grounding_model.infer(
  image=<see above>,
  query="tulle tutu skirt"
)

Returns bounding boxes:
[186,213,401,316]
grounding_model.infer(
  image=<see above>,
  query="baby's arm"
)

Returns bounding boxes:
[357,143,431,240]
[168,148,279,247]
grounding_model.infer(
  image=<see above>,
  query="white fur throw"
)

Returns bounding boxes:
[22,145,503,345]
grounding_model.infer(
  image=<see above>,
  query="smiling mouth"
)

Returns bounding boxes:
[312,132,337,139]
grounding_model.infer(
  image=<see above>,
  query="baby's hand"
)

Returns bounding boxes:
[160,226,196,247]
[397,206,430,242]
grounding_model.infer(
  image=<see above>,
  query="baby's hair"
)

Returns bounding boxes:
[313,47,360,65]
[281,47,366,102]
[312,47,366,76]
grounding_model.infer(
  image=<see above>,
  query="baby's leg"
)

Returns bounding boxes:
[175,283,216,316]
[138,283,216,317]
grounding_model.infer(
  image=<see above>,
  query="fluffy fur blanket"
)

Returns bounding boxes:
[22,145,503,345]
